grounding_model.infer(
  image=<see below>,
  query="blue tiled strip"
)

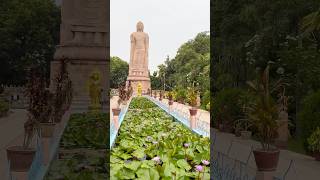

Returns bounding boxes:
[110,99,131,149]
[145,96,210,137]
[29,112,71,180]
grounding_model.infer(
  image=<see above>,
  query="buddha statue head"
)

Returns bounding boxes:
[136,21,144,32]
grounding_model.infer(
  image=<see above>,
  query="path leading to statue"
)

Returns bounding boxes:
[110,96,210,125]
[0,109,27,178]
[212,129,320,180]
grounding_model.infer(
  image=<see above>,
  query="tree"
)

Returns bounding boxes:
[150,71,161,90]
[212,0,320,140]
[0,0,61,85]
[110,56,129,88]
[152,32,210,92]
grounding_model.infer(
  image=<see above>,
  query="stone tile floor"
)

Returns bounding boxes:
[212,129,320,180]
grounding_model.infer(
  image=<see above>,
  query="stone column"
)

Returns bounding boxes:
[275,110,289,148]
[112,108,120,129]
[189,108,197,129]
[169,99,173,112]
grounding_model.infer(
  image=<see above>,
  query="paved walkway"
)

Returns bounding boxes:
[212,129,320,180]
[0,109,28,178]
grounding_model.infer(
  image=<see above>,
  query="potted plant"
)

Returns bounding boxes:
[176,88,187,104]
[112,84,125,116]
[234,118,252,139]
[172,90,177,102]
[52,59,72,123]
[39,89,57,138]
[188,87,198,116]
[159,91,163,101]
[307,127,320,161]
[247,65,280,171]
[6,67,44,172]
[126,82,133,102]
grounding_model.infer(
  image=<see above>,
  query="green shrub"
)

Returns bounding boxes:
[0,99,9,117]
[201,90,210,110]
[60,113,109,149]
[212,88,247,132]
[129,97,156,109]
[187,87,197,107]
[175,88,187,103]
[308,127,320,152]
[298,90,320,149]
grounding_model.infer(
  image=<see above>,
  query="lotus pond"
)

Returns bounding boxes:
[111,97,210,179]
[45,113,108,180]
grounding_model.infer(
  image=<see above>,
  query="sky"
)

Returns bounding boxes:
[111,0,210,73]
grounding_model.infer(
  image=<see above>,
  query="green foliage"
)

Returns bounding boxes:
[46,112,109,179]
[45,150,108,180]
[111,56,129,88]
[308,127,320,152]
[246,65,280,150]
[212,0,320,141]
[212,88,246,131]
[0,99,9,117]
[175,88,187,103]
[129,97,157,109]
[167,91,173,100]
[0,0,60,84]
[298,90,320,148]
[150,71,162,90]
[60,113,109,149]
[187,87,197,107]
[201,90,210,110]
[111,98,210,179]
[151,32,210,105]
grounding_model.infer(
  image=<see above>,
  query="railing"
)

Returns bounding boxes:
[145,95,210,137]
[27,135,43,180]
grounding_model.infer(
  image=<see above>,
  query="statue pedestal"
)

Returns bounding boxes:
[127,75,151,94]
[50,0,109,113]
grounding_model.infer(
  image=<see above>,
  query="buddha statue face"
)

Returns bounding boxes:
[136,21,144,32]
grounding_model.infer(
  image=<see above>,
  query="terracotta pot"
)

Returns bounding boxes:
[189,108,197,116]
[112,108,121,116]
[169,100,173,105]
[40,123,56,138]
[314,151,320,161]
[241,131,252,140]
[6,146,36,172]
[253,149,280,171]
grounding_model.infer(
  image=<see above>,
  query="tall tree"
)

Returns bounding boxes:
[0,0,61,85]
[110,56,129,88]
